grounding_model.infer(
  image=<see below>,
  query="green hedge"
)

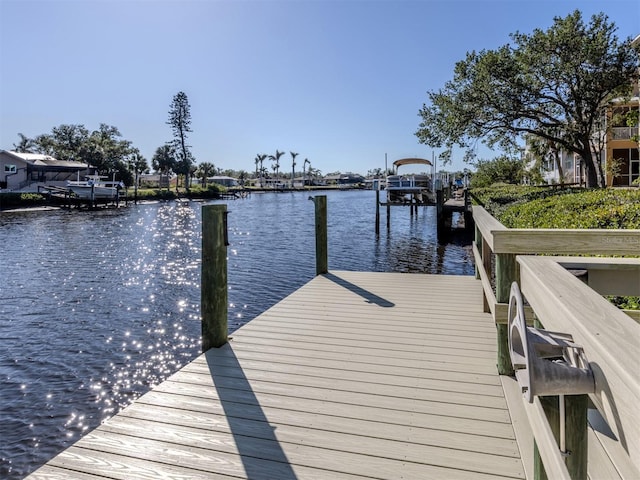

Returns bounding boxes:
[470,186,640,311]
[0,192,48,208]
[500,189,640,229]
[471,186,640,229]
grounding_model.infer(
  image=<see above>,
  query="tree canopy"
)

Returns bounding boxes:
[470,156,525,188]
[416,10,639,187]
[15,123,136,184]
[167,91,195,188]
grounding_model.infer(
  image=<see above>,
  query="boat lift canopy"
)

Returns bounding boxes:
[392,158,432,173]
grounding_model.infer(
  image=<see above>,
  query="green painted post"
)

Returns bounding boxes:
[201,204,228,351]
[495,253,517,375]
[534,395,589,480]
[313,195,328,275]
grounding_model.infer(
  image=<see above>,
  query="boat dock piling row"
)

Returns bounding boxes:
[375,185,473,240]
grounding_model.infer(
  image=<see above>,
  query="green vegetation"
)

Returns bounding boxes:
[13,124,148,186]
[469,156,526,188]
[0,184,226,210]
[167,91,195,188]
[472,186,640,229]
[0,192,49,209]
[472,185,640,311]
[416,10,639,187]
[608,296,640,310]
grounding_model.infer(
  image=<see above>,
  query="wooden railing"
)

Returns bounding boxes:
[472,206,640,479]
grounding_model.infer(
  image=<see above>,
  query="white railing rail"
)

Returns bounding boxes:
[471,205,640,479]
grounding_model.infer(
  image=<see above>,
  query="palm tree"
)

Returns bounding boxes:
[303,158,310,187]
[127,149,149,203]
[269,150,285,189]
[152,144,177,190]
[13,133,36,153]
[238,170,247,186]
[290,151,298,189]
[308,166,322,185]
[256,153,267,187]
[196,162,216,186]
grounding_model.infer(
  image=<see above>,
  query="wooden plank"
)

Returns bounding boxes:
[552,256,640,297]
[186,348,502,386]
[501,375,535,480]
[523,397,573,480]
[151,370,512,424]
[241,311,498,341]
[55,426,522,480]
[224,339,500,376]
[159,367,509,410]
[472,206,507,252]
[493,229,640,256]
[471,206,640,257]
[182,354,505,398]
[474,241,498,316]
[229,334,499,374]
[99,411,525,478]
[136,387,517,439]
[233,326,497,356]
[120,396,519,456]
[586,407,640,480]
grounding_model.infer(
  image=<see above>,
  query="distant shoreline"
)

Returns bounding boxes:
[0,186,368,212]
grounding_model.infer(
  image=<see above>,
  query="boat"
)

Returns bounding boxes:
[66,175,123,200]
[386,158,434,204]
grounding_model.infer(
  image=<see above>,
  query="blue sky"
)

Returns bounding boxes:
[1,0,638,176]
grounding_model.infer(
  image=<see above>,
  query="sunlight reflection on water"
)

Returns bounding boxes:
[0,190,473,478]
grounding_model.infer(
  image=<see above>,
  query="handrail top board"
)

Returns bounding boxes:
[552,256,640,268]
[517,255,640,472]
[472,206,640,256]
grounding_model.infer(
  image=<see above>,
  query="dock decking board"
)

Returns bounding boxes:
[27,272,527,479]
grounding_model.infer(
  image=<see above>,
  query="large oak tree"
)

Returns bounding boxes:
[416,10,639,187]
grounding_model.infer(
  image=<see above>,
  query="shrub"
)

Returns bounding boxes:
[499,189,640,229]
[0,192,47,208]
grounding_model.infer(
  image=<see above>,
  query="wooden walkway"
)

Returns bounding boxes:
[26,271,525,480]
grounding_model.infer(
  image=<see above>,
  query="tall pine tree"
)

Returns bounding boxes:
[167,91,195,188]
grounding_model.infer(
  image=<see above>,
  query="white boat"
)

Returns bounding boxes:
[386,158,434,203]
[67,175,123,200]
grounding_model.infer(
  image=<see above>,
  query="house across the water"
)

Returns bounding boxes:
[0,150,89,192]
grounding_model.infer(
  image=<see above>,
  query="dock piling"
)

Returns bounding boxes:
[201,204,229,350]
[310,195,328,275]
[375,190,380,235]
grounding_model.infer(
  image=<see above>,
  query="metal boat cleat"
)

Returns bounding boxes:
[507,282,595,403]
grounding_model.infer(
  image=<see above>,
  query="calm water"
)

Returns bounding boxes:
[0,189,474,479]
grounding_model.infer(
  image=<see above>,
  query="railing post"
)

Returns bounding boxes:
[495,253,517,375]
[534,395,589,480]
[312,195,328,275]
[474,224,482,280]
[201,204,228,350]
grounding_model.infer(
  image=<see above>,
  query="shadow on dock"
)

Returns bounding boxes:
[205,346,299,479]
[324,272,395,307]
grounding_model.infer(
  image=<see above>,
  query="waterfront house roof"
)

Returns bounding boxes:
[1,150,88,169]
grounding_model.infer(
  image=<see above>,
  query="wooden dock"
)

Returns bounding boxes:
[27,271,525,479]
